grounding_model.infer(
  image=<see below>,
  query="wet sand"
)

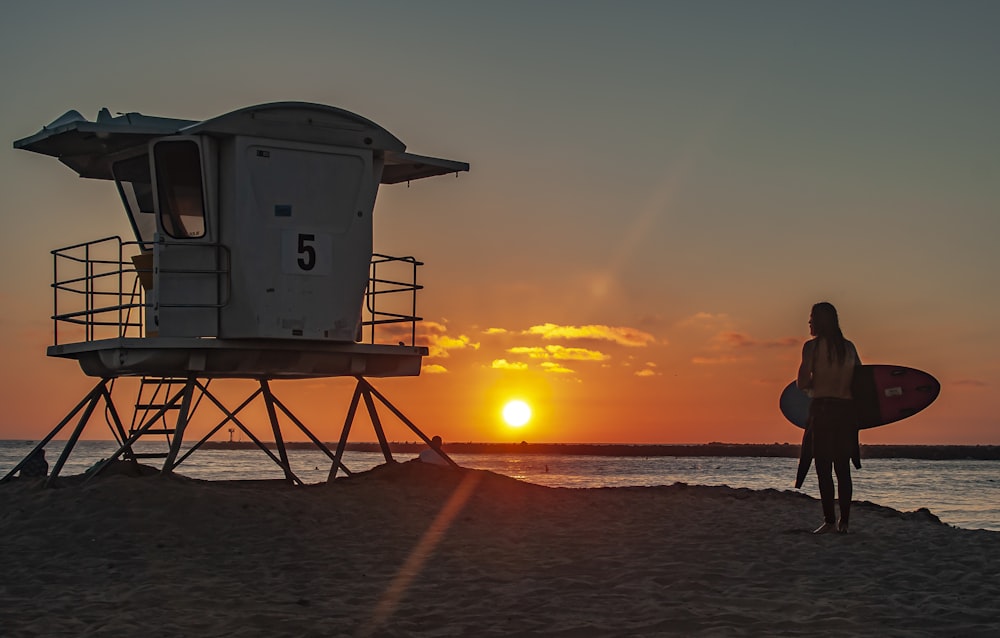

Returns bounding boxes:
[2,461,998,637]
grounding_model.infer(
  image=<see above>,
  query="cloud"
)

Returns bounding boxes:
[541,362,575,374]
[763,336,800,348]
[508,346,549,359]
[483,327,508,335]
[421,364,449,374]
[524,323,656,347]
[508,345,609,361]
[491,359,528,371]
[709,331,799,351]
[677,314,796,349]
[375,321,425,344]
[418,321,481,358]
[547,345,610,361]
[692,355,749,365]
[953,379,987,388]
[430,334,480,357]
[713,331,756,349]
[689,332,755,364]
[678,312,731,327]
[634,362,660,377]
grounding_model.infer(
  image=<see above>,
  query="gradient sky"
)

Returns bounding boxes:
[1,1,997,445]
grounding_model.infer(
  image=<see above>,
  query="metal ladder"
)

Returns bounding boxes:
[127,377,189,461]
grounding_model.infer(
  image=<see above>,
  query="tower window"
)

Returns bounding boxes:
[154,140,206,239]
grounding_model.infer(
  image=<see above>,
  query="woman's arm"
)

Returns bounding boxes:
[797,340,815,390]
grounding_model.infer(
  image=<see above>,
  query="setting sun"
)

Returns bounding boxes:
[502,400,532,427]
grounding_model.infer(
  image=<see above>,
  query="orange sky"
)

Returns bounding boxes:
[1,3,997,445]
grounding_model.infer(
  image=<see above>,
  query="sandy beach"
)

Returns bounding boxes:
[2,461,998,637]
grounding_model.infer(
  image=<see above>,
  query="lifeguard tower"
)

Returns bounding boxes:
[3,102,468,486]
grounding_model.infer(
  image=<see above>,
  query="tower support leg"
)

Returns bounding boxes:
[329,382,364,481]
[261,379,296,484]
[161,378,197,474]
[0,378,110,483]
[364,378,459,468]
[172,383,262,467]
[361,384,393,463]
[4,374,453,486]
[327,377,459,481]
[46,385,105,486]
[269,393,349,477]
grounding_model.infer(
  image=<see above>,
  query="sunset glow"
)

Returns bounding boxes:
[1,4,997,447]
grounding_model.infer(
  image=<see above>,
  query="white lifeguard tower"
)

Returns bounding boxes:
[3,102,467,485]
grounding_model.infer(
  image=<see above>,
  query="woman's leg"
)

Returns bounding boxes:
[833,459,852,530]
[815,457,836,524]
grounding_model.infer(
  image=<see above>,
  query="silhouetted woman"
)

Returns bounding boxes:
[797,302,861,534]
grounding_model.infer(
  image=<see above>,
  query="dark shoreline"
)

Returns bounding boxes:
[196,441,1000,460]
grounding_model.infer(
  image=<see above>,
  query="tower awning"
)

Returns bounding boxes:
[14,103,469,183]
[13,109,192,179]
[382,151,469,184]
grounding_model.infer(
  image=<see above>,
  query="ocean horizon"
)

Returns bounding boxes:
[3,439,998,532]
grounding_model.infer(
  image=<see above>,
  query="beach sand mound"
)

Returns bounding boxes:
[1,460,998,637]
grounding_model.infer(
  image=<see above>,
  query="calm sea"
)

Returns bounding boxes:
[2,440,998,532]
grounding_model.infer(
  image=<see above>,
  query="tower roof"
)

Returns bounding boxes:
[14,102,467,183]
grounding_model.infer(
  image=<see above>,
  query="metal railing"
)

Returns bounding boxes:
[51,236,146,345]
[362,253,424,346]
[51,239,423,347]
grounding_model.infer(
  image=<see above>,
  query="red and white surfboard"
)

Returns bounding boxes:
[779,364,940,429]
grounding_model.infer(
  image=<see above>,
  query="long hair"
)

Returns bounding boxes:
[811,302,847,365]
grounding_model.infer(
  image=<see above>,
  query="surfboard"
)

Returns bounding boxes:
[779,364,940,429]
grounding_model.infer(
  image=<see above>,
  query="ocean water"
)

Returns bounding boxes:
[2,440,998,532]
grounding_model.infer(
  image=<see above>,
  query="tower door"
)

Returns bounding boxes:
[151,138,222,337]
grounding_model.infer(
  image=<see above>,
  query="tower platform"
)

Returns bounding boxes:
[49,337,427,379]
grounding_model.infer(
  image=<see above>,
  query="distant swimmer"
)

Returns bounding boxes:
[797,302,862,535]
[418,435,449,466]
